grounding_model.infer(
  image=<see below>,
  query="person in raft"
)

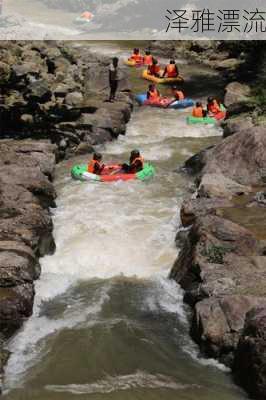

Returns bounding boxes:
[109,57,119,102]
[147,58,161,77]
[143,50,153,66]
[171,85,185,101]
[147,84,160,102]
[81,11,94,20]
[192,102,207,118]
[121,150,144,174]
[162,60,179,78]
[129,48,143,64]
[207,97,221,115]
[87,153,105,175]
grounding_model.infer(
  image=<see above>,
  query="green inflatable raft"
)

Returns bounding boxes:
[71,163,155,182]
[187,115,216,125]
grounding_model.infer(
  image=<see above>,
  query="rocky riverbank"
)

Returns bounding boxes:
[170,81,266,399]
[0,41,133,386]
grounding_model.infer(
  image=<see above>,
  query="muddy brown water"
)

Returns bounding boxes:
[2,42,248,400]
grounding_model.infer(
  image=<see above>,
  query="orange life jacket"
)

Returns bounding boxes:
[148,88,160,101]
[166,64,178,78]
[148,65,161,75]
[192,106,204,118]
[208,100,221,114]
[131,53,143,64]
[131,156,144,170]
[87,159,101,174]
[81,11,93,20]
[174,90,185,100]
[143,55,153,65]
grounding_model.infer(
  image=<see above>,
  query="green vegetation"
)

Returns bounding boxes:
[202,244,231,264]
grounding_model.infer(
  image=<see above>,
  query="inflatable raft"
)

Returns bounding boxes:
[124,59,143,67]
[142,69,184,84]
[187,115,216,125]
[74,17,93,25]
[71,163,155,182]
[74,11,94,25]
[187,105,226,125]
[135,93,194,109]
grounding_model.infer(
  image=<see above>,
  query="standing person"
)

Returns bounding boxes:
[109,57,119,102]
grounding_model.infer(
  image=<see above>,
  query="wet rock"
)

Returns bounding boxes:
[0,41,132,155]
[233,306,266,399]
[12,62,41,80]
[224,82,251,107]
[215,58,242,71]
[74,142,94,155]
[64,91,84,107]
[0,284,35,335]
[183,146,213,175]
[191,126,266,186]
[180,197,233,227]
[26,79,52,103]
[0,140,56,339]
[191,296,263,365]
[0,61,11,84]
[222,115,254,138]
[198,173,251,199]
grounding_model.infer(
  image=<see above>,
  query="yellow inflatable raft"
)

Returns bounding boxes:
[142,69,184,84]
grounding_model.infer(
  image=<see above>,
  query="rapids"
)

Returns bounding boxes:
[2,43,248,400]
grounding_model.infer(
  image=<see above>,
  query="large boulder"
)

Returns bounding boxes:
[64,91,84,107]
[26,79,52,103]
[200,127,266,186]
[0,140,56,339]
[198,173,251,199]
[192,296,263,365]
[222,115,254,138]
[180,197,233,227]
[224,82,251,107]
[233,306,266,399]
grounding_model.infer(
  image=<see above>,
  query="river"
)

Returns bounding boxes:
[2,42,248,400]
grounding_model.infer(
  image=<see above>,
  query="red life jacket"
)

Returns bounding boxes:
[166,64,178,78]
[88,159,101,174]
[174,90,185,100]
[143,55,153,65]
[148,65,161,75]
[131,53,143,64]
[208,100,221,114]
[148,88,160,101]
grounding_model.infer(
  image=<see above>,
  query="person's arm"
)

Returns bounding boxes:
[162,66,167,77]
[175,65,179,76]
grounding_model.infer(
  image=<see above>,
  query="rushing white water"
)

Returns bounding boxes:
[2,45,247,400]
